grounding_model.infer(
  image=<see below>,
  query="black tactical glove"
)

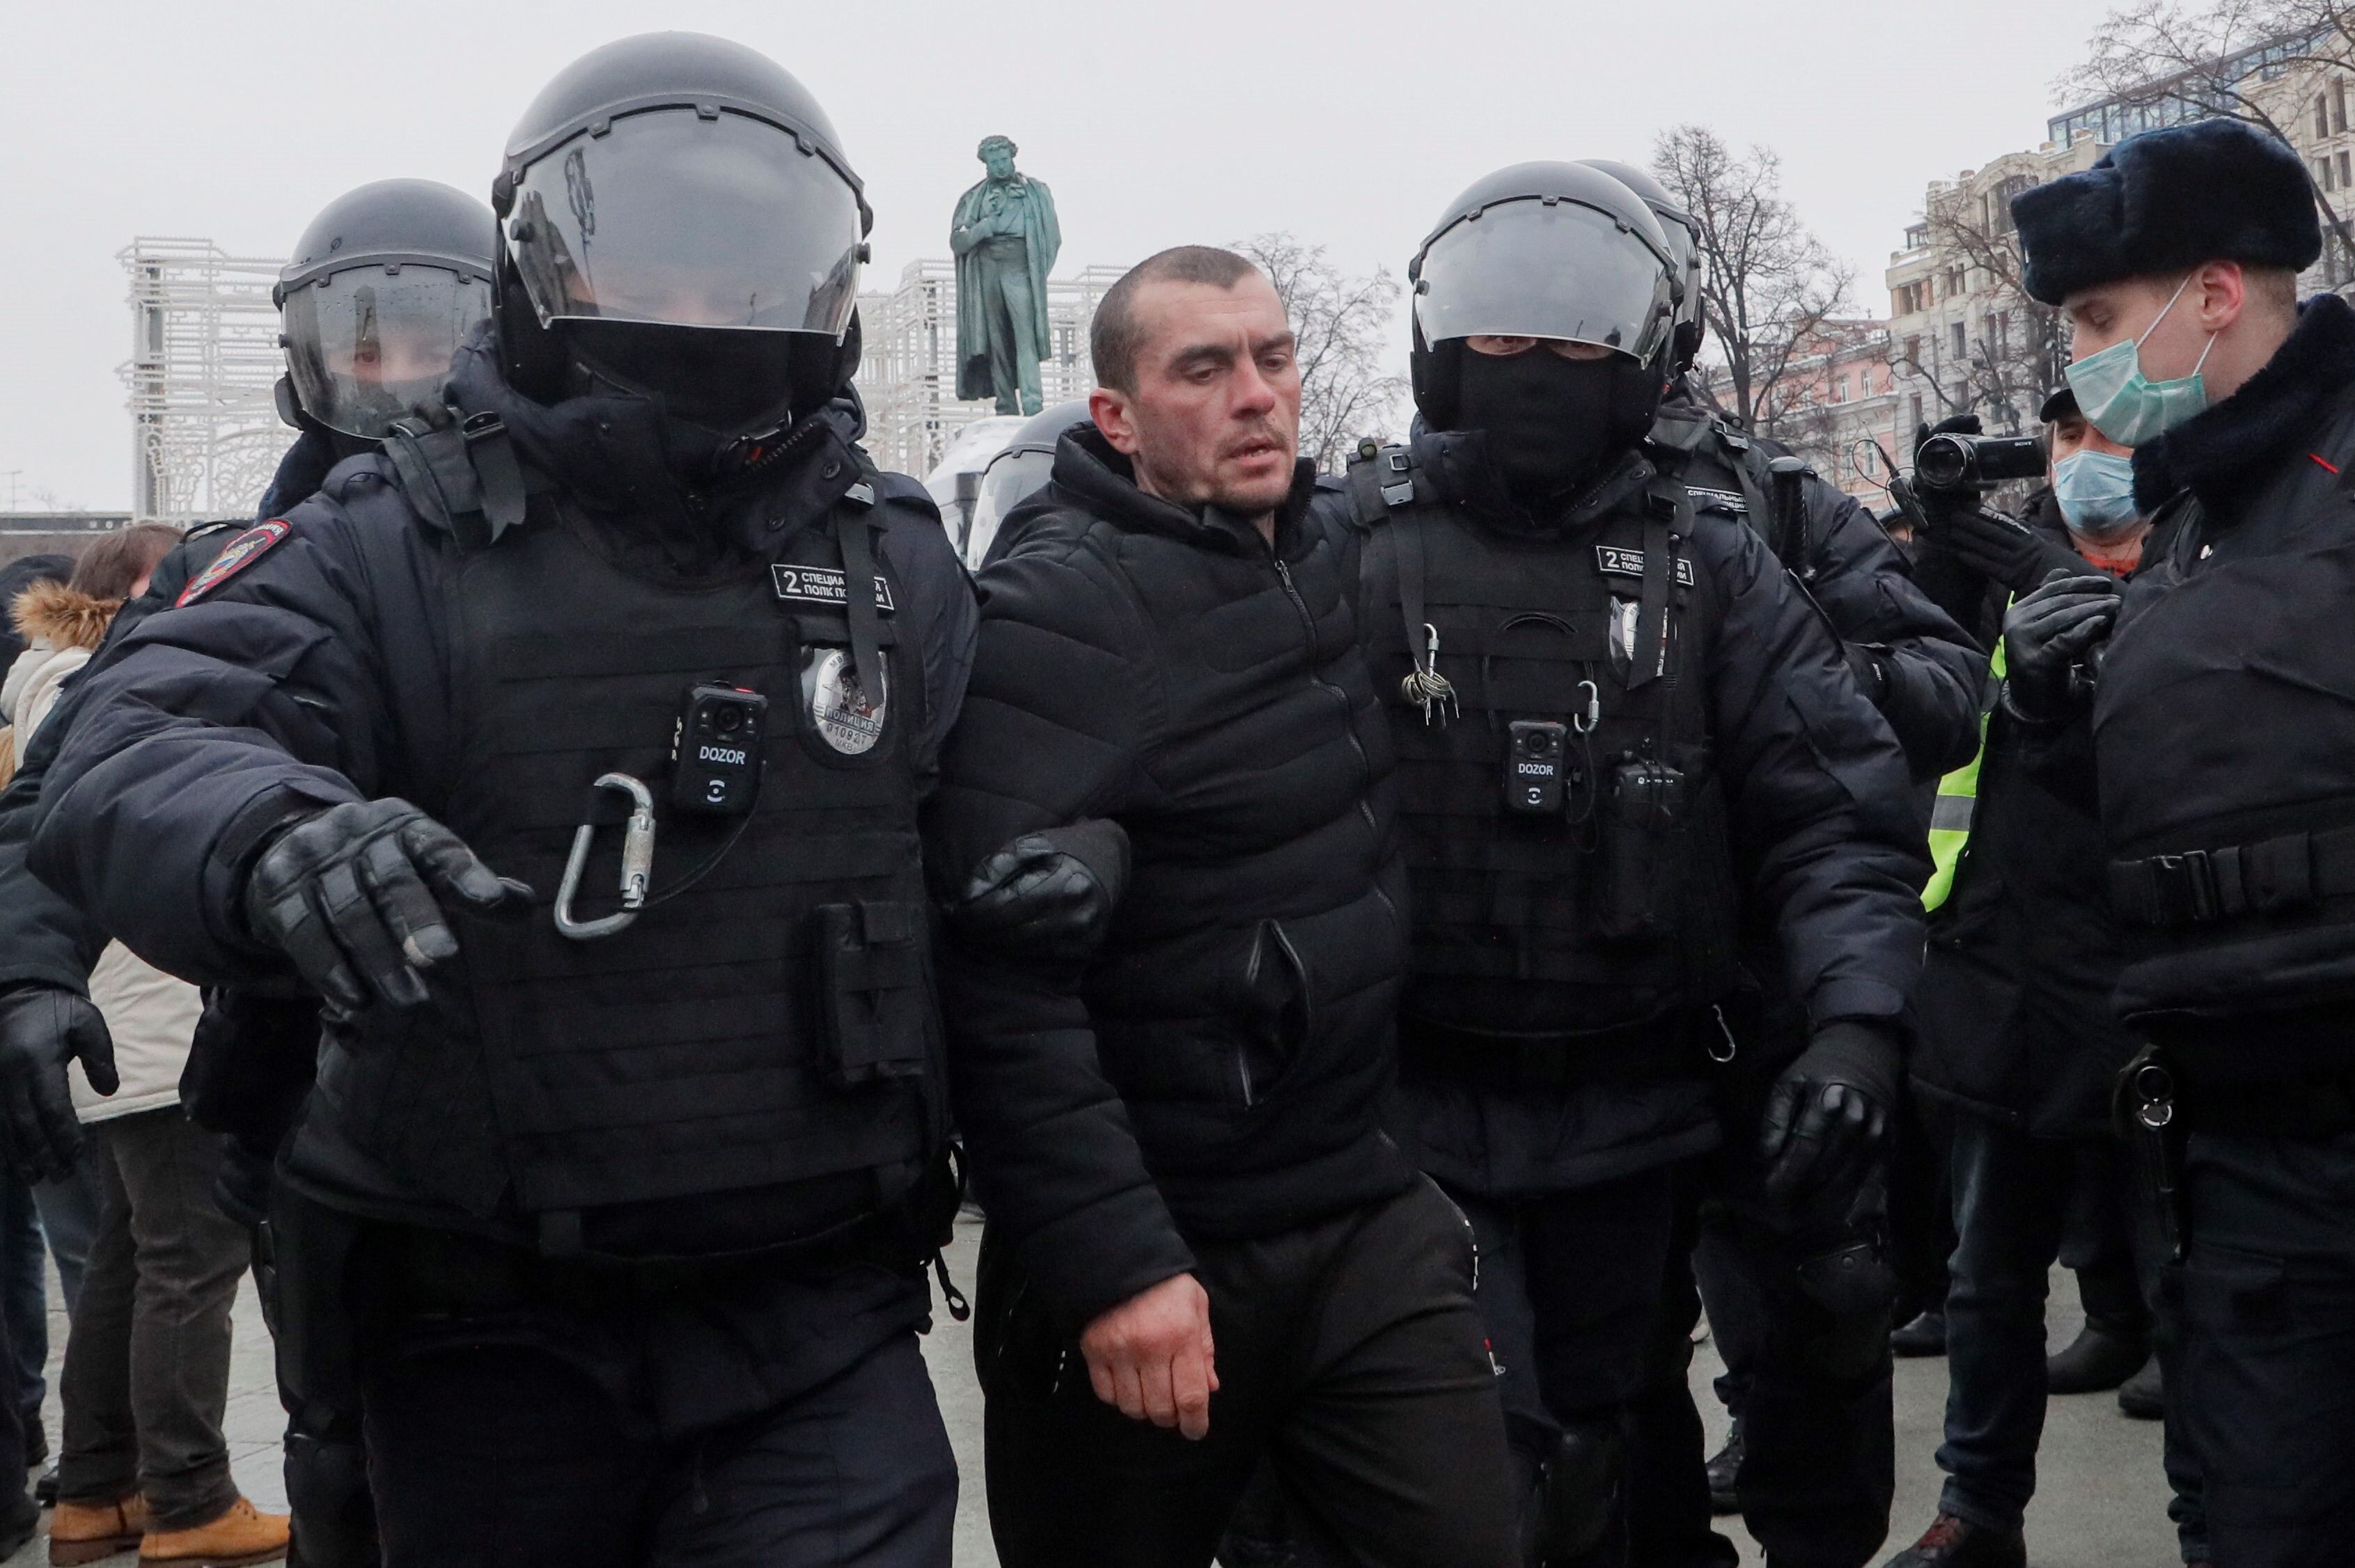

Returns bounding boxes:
[1937,503,2088,595]
[1914,413,1982,454]
[1760,1019,1900,1209]
[244,799,531,1013]
[2001,570,2121,723]
[0,986,116,1183]
[951,818,1132,963]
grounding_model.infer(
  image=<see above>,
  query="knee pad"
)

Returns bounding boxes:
[1523,1419,1625,1565]
[284,1433,380,1568]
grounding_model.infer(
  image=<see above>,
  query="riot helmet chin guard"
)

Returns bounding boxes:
[1576,158,1707,374]
[490,33,872,433]
[1409,162,1680,429]
[274,179,496,441]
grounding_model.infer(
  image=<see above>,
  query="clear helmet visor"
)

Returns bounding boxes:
[506,107,863,336]
[965,448,1056,570]
[281,265,491,439]
[1415,197,1676,361]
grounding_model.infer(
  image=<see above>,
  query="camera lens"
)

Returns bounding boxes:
[715,704,744,736]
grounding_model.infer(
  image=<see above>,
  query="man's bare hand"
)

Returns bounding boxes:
[1079,1273,1218,1440]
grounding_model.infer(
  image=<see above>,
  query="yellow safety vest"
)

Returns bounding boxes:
[1923,635,2006,912]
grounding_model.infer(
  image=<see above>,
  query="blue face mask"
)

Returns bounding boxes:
[2051,450,2141,539]
[2064,273,2216,446]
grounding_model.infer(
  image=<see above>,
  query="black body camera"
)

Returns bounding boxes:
[671,684,769,816]
[1505,721,1568,815]
[1914,432,2047,494]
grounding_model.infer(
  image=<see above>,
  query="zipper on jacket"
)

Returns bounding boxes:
[1272,551,1393,935]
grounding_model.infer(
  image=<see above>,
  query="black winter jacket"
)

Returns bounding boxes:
[1911,494,2142,1140]
[1650,391,1985,782]
[1324,432,1932,1194]
[929,428,1416,1331]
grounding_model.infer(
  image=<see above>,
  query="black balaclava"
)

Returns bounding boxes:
[1453,347,1663,506]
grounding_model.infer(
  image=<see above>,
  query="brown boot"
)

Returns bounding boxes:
[51,1493,150,1566]
[138,1497,288,1567]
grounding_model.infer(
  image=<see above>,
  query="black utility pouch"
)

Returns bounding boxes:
[815,901,933,1088]
[1599,757,1689,939]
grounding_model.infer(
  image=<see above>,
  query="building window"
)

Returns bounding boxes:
[2337,78,2349,134]
[2322,159,2336,194]
[2318,92,2331,139]
[1905,335,1922,366]
[2340,150,2350,188]
[1952,322,1968,358]
[1910,393,1924,428]
[1835,376,1849,404]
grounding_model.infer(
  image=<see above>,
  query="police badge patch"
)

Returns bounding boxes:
[801,648,889,755]
[175,520,292,606]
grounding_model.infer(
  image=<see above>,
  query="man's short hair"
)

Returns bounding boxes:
[2248,263,2300,319]
[1090,246,1263,395]
[978,134,1017,160]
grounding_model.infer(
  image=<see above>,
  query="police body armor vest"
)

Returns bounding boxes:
[336,466,944,1261]
[2095,389,2355,1033]
[1347,445,1739,1039]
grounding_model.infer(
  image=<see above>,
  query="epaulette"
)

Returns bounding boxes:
[181,518,243,542]
[1343,437,1416,528]
[380,400,529,552]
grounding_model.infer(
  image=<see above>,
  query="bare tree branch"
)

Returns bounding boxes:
[2058,1,2355,275]
[1233,233,1409,471]
[1650,126,1855,437]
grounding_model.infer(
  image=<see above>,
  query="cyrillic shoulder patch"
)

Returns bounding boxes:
[175,520,292,606]
[1684,485,1748,515]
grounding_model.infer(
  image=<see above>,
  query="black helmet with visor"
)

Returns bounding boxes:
[1576,158,1706,371]
[1409,162,1681,426]
[491,32,870,435]
[965,400,1088,569]
[274,179,495,441]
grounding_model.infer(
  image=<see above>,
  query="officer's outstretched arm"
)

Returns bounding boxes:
[30,501,408,988]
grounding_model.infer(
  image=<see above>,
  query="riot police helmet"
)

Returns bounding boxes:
[1577,158,1707,372]
[1409,162,1680,426]
[966,400,1088,568]
[274,180,496,440]
[491,32,870,437]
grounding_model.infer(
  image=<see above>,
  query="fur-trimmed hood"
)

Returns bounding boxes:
[9,580,119,654]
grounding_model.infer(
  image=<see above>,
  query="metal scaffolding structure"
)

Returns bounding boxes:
[853,259,1126,479]
[120,237,286,524]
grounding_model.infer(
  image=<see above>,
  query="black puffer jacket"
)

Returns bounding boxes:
[930,428,1416,1331]
[1912,494,2142,1140]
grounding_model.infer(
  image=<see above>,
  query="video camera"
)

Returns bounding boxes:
[1913,431,2047,494]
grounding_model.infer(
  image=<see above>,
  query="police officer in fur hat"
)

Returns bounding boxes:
[1951,116,2355,1568]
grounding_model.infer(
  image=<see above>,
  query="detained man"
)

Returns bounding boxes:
[930,245,1517,1568]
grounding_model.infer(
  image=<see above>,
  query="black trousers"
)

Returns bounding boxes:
[366,1327,955,1568]
[1628,1173,1894,1568]
[977,1177,1516,1568]
[2167,1126,2355,1568]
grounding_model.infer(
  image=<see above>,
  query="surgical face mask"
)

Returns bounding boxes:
[2064,274,2216,446]
[2051,450,2141,540]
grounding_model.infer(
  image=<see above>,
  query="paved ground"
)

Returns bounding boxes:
[0,1211,2183,1566]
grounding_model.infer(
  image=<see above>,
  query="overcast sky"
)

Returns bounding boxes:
[1,0,2125,511]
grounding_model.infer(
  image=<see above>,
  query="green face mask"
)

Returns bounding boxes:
[2064,274,2216,447]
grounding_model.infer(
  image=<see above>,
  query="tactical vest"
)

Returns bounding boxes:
[2095,390,2355,1033]
[1346,445,1739,1038]
[337,466,944,1261]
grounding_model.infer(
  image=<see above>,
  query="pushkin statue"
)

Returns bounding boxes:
[951,135,1062,416]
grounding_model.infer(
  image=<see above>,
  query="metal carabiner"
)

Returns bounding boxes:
[1572,679,1601,735]
[554,774,656,943]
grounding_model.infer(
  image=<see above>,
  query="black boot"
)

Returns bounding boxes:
[2117,1354,2164,1420]
[1881,1514,2026,1567]
[1889,1309,1946,1357]
[2046,1318,2150,1394]
[1704,1418,1742,1515]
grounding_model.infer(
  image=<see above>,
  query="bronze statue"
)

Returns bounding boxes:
[951,135,1062,416]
